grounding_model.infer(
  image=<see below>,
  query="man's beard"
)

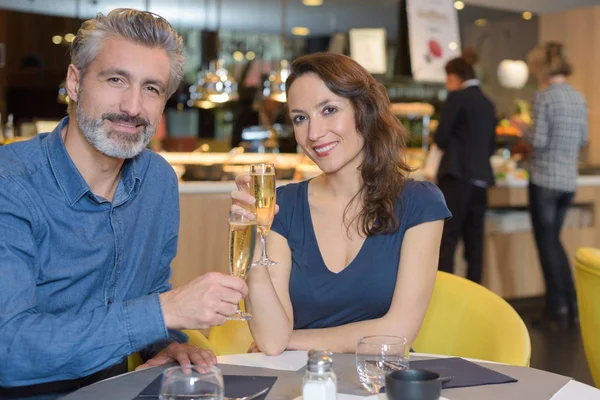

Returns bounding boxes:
[75,92,155,159]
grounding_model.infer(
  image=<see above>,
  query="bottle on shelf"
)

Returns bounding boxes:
[302,349,337,400]
[3,113,15,145]
[0,113,4,146]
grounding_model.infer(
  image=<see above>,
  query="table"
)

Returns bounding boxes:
[60,353,589,400]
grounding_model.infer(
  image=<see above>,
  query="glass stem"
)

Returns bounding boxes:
[260,231,268,260]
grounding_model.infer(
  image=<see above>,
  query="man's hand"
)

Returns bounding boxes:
[160,272,248,330]
[135,342,216,371]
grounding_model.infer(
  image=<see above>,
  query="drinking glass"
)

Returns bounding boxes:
[159,365,224,400]
[249,163,278,267]
[227,211,256,321]
[355,335,410,394]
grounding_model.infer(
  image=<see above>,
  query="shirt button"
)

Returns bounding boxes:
[107,299,113,305]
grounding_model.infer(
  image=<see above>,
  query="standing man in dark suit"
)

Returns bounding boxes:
[434,57,497,283]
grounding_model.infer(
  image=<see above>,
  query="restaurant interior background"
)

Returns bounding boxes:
[1,0,600,388]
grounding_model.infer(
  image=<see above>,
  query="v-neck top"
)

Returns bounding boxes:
[270,179,452,329]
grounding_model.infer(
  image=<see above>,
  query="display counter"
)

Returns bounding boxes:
[170,174,600,300]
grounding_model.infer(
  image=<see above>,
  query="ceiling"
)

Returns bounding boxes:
[0,0,597,36]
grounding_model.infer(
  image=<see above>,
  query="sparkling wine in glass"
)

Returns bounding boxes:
[250,163,278,267]
[227,212,256,321]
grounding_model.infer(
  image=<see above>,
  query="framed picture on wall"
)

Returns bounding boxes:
[349,28,387,74]
[405,0,461,82]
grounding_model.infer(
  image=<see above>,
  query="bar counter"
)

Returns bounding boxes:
[171,175,600,300]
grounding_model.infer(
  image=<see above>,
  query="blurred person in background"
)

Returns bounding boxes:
[515,42,588,330]
[433,56,497,284]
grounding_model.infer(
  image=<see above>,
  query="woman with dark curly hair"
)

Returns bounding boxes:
[231,52,451,355]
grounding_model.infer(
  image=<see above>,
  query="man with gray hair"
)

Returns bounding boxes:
[0,9,247,397]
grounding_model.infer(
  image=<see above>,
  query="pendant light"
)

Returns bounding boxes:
[193,0,239,106]
[196,59,239,104]
[263,59,290,103]
[57,0,81,105]
[263,0,290,103]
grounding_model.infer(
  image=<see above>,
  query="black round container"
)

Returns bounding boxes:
[385,369,442,400]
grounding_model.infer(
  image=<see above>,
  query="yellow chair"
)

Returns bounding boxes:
[574,248,600,388]
[127,329,215,371]
[208,301,254,355]
[412,271,531,366]
[127,352,144,372]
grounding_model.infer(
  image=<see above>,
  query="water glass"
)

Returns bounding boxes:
[159,365,224,400]
[356,335,410,394]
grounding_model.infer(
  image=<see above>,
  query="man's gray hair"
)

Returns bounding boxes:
[70,8,184,98]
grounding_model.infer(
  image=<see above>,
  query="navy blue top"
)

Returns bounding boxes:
[271,180,451,330]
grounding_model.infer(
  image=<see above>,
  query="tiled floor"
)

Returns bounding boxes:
[509,297,595,386]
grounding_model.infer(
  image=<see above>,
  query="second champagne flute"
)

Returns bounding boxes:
[250,163,278,267]
[227,212,256,321]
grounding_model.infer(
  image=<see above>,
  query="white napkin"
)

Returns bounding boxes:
[550,380,600,399]
[217,350,308,371]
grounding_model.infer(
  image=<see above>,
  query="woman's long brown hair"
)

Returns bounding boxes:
[285,52,413,236]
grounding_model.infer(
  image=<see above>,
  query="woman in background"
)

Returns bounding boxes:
[518,42,588,329]
[231,52,451,355]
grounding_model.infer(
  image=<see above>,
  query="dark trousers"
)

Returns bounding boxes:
[437,176,488,283]
[528,182,576,313]
[0,358,128,399]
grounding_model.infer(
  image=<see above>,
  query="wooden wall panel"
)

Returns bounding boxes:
[0,10,7,120]
[540,6,600,164]
[170,193,231,288]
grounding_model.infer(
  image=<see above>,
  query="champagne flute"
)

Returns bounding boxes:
[227,212,256,321]
[250,163,278,267]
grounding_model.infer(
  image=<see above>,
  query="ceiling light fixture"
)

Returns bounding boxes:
[454,1,465,10]
[475,18,487,27]
[291,26,310,36]
[233,51,244,62]
[263,60,290,103]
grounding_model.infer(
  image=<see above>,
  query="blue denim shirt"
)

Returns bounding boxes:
[0,118,179,387]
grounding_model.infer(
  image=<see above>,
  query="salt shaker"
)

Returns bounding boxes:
[302,349,337,400]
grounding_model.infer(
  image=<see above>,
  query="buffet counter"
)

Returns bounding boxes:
[170,173,600,300]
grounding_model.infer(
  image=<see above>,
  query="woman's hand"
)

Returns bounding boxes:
[247,342,262,353]
[230,174,279,216]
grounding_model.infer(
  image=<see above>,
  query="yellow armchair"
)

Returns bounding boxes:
[575,247,600,388]
[412,271,531,366]
[208,301,254,356]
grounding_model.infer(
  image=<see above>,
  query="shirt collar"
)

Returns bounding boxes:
[45,117,141,206]
[462,79,480,88]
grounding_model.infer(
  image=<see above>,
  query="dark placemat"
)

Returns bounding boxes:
[410,357,518,389]
[134,373,277,399]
